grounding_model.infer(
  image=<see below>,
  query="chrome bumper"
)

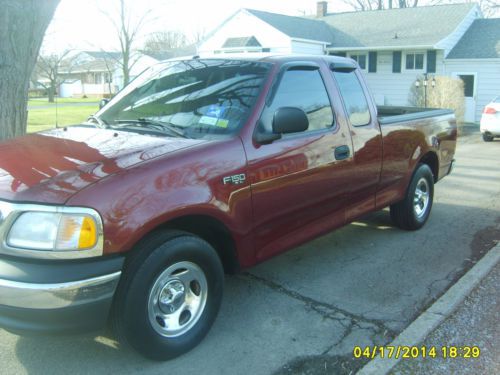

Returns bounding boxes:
[0,271,121,309]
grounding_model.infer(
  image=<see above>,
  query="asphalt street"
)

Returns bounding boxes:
[0,132,499,375]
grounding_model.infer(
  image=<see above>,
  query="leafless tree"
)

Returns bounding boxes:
[143,30,188,52]
[345,0,497,14]
[34,50,73,103]
[191,27,207,45]
[0,0,60,140]
[101,56,117,97]
[342,0,419,10]
[101,0,153,87]
[429,0,499,17]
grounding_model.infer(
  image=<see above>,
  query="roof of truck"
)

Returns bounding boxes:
[166,54,354,65]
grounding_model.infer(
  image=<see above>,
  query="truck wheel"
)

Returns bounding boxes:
[482,133,494,142]
[111,231,224,361]
[390,164,434,230]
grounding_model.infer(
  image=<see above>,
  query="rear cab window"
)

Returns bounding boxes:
[332,70,371,127]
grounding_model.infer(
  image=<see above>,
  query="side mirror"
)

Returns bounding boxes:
[254,107,309,145]
[99,98,110,109]
[272,107,309,134]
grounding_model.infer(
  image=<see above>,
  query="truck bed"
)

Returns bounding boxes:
[377,106,454,125]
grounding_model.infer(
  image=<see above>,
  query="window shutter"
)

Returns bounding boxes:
[427,50,436,73]
[368,51,377,73]
[392,51,402,73]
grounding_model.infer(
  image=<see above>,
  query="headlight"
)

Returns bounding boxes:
[7,212,98,251]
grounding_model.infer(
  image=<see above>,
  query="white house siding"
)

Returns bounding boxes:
[443,59,500,122]
[113,55,160,90]
[435,5,481,57]
[290,40,325,55]
[198,10,291,55]
[355,50,445,106]
[59,81,114,98]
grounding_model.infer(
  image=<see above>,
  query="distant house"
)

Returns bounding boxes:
[198,2,500,123]
[58,51,160,98]
[444,19,500,122]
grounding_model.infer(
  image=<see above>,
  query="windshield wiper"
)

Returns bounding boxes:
[114,118,188,138]
[84,115,109,129]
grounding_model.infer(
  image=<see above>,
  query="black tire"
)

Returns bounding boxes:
[482,133,494,142]
[390,164,434,230]
[111,230,224,361]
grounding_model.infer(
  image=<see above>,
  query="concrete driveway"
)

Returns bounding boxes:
[1,133,499,375]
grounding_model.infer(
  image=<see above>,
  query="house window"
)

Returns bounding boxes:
[350,54,367,70]
[406,53,424,70]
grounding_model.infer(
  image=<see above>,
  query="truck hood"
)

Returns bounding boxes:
[0,127,206,204]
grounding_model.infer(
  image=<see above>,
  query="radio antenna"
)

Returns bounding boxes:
[55,89,59,128]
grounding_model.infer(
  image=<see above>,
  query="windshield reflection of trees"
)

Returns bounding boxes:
[101,60,269,135]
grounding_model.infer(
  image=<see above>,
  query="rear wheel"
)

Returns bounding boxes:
[390,164,434,230]
[112,231,224,361]
[482,133,494,142]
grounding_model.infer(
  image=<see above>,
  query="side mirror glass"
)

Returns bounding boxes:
[272,107,309,134]
[99,98,110,109]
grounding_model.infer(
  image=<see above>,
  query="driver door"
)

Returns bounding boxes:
[245,63,354,261]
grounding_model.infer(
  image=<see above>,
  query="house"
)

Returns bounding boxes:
[197,8,334,56]
[198,2,499,123]
[444,19,500,122]
[58,51,160,98]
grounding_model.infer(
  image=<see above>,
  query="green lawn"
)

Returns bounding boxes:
[28,97,100,106]
[27,105,98,133]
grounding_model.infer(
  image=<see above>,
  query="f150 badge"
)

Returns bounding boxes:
[222,173,246,185]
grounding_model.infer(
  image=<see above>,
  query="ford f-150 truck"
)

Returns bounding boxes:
[0,55,456,360]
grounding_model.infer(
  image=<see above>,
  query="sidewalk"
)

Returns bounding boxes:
[390,261,499,375]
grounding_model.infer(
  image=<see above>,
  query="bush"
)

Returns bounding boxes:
[28,89,47,98]
[408,75,465,132]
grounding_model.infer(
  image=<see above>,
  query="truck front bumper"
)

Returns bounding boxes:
[0,255,124,334]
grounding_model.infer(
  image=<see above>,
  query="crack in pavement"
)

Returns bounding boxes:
[241,272,397,339]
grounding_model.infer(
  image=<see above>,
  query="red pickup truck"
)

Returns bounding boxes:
[0,56,456,360]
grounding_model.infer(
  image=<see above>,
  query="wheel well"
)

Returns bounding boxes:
[158,215,241,274]
[419,152,438,182]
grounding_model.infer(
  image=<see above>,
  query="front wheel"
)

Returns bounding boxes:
[111,231,224,361]
[482,133,494,142]
[390,164,434,230]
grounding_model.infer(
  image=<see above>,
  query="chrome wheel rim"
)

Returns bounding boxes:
[413,177,430,219]
[148,261,208,337]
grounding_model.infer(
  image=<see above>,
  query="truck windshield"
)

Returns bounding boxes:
[97,59,271,139]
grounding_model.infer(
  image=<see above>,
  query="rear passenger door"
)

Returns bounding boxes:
[245,62,354,261]
[330,66,383,221]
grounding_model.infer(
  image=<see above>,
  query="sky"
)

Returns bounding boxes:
[42,0,498,54]
[42,0,353,53]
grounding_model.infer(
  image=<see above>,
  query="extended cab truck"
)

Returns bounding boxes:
[0,56,456,360]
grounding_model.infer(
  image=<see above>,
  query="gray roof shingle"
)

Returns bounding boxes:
[321,3,476,49]
[245,3,477,50]
[447,18,500,59]
[83,51,122,60]
[245,8,335,43]
[222,36,262,48]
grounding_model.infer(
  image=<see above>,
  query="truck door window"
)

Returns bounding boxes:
[333,71,371,127]
[261,69,334,133]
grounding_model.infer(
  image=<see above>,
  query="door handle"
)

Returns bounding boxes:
[334,145,350,160]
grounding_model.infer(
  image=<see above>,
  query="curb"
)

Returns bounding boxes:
[357,243,500,375]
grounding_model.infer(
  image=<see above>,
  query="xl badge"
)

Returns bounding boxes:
[222,174,246,185]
